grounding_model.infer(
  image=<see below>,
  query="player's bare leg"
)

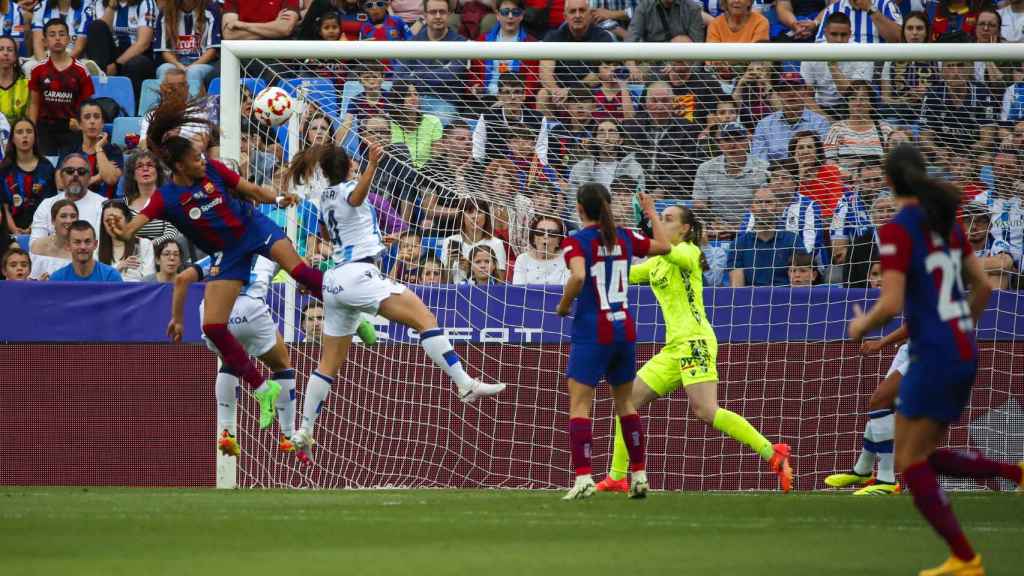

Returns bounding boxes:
[258,334,297,453]
[377,290,504,402]
[563,379,597,501]
[292,334,354,464]
[611,380,647,499]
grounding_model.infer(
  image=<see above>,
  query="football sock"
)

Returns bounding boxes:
[712,408,775,461]
[619,413,646,472]
[290,263,324,299]
[420,328,473,389]
[203,323,264,388]
[866,410,895,483]
[300,371,334,433]
[904,460,975,561]
[273,369,297,438]
[215,368,239,436]
[569,417,593,477]
[929,448,1024,484]
[608,416,629,481]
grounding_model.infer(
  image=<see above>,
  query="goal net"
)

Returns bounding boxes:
[220,40,1024,491]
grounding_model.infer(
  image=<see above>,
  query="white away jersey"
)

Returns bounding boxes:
[320,179,385,264]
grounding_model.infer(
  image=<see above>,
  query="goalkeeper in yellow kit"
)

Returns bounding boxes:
[596,204,794,493]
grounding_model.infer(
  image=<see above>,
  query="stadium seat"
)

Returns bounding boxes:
[208,77,269,99]
[16,234,28,251]
[421,236,442,258]
[91,75,135,121]
[137,79,160,116]
[112,116,141,147]
[279,77,341,119]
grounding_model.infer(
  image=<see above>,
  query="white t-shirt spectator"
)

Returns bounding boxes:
[512,253,570,285]
[29,254,70,280]
[800,60,874,107]
[30,191,105,244]
[115,237,156,282]
[999,5,1024,43]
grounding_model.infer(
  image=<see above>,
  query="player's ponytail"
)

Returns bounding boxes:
[145,91,213,170]
[884,143,961,241]
[286,144,352,188]
[678,205,710,272]
[578,183,617,250]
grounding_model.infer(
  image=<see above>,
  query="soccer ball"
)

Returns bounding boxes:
[252,86,294,127]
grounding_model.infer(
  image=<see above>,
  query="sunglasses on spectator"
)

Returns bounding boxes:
[499,7,524,16]
[363,1,387,8]
[62,167,90,176]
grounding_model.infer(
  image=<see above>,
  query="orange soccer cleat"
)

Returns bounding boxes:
[595,476,628,493]
[217,430,240,457]
[769,443,793,493]
[278,434,296,453]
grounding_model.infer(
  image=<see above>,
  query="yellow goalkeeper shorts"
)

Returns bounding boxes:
[637,338,719,397]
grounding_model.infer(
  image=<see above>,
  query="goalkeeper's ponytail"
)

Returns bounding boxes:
[677,205,709,272]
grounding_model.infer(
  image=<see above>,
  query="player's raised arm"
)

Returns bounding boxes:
[169,265,202,342]
[346,143,382,208]
[638,192,671,256]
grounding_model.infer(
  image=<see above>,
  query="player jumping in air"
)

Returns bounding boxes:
[285,142,505,463]
[556,185,670,500]
[111,94,328,431]
[596,204,793,494]
[825,324,908,495]
[848,143,1023,576]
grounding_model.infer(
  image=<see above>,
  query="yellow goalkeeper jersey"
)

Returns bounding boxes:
[629,241,717,352]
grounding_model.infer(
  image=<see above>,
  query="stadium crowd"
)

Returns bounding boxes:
[0,0,1021,291]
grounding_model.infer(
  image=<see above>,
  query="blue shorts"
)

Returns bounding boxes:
[207,213,287,282]
[897,356,977,423]
[566,341,636,388]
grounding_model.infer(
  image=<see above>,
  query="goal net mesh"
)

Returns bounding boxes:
[228,50,1024,491]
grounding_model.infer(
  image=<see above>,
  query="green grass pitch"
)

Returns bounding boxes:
[2,488,1022,575]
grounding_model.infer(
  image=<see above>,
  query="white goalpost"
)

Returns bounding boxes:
[216,40,1024,491]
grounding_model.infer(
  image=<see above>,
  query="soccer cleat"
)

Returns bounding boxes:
[918,554,984,576]
[628,470,649,499]
[252,380,281,430]
[562,475,597,501]
[458,379,506,403]
[769,443,794,493]
[825,471,874,489]
[217,430,240,457]
[357,319,378,346]
[291,429,315,464]
[278,434,295,453]
[853,482,900,496]
[595,476,629,493]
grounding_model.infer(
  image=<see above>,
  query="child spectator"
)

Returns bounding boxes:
[31,0,93,65]
[1,118,56,235]
[0,36,28,122]
[441,198,507,280]
[348,60,387,120]
[359,0,412,40]
[592,61,635,122]
[801,12,873,119]
[471,0,539,101]
[787,250,818,286]
[389,230,424,281]
[418,255,448,284]
[1,245,30,279]
[71,99,123,199]
[85,0,157,98]
[98,199,153,281]
[48,219,122,281]
[28,18,94,156]
[155,0,221,97]
[301,0,367,41]
[466,244,503,285]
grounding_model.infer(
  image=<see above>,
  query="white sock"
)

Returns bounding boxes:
[300,371,333,434]
[870,413,896,483]
[853,420,877,475]
[273,369,297,437]
[215,370,239,436]
[420,328,473,389]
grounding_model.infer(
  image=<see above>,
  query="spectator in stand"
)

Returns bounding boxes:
[845,192,895,287]
[390,0,423,30]
[465,243,502,285]
[388,230,423,281]
[155,0,221,98]
[751,72,830,163]
[471,0,539,102]
[692,121,768,237]
[27,197,75,278]
[30,152,99,242]
[418,255,448,283]
[592,61,636,122]
[1001,62,1024,123]
[823,80,891,171]
[299,0,366,41]
[48,219,122,281]
[396,0,468,121]
[787,251,818,286]
[1,118,56,235]
[728,186,798,287]
[0,36,29,122]
[978,147,1024,255]
[814,0,902,43]
[359,0,413,39]
[707,0,769,42]
[1001,0,1024,42]
[963,202,1020,290]
[919,57,998,161]
[238,86,282,185]
[31,1,93,65]
[387,80,443,169]
[1,245,30,279]
[512,214,568,284]
[2,1,37,59]
[741,161,824,261]
[71,99,123,199]
[549,87,595,168]
[523,0,564,38]
[695,93,738,159]
[420,118,474,234]
[355,113,422,226]
[974,8,1015,102]
[85,0,157,98]
[880,11,936,124]
[123,150,179,245]
[830,161,886,270]
[726,59,774,128]
[588,0,635,40]
[628,0,705,42]
[98,199,153,281]
[789,129,843,220]
[927,0,981,41]
[775,0,827,42]
[28,18,94,156]
[221,0,299,40]
[139,67,217,154]
[441,198,507,281]
[537,0,614,117]
[802,12,874,119]
[477,76,544,161]
[301,301,324,342]
[625,80,701,194]
[567,118,645,221]
[142,237,183,282]
[658,59,719,126]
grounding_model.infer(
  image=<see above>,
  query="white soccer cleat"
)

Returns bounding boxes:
[628,470,649,499]
[290,429,315,464]
[458,379,506,403]
[562,475,597,501]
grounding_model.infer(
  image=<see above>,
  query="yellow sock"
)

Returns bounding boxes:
[608,415,629,481]
[712,408,774,461]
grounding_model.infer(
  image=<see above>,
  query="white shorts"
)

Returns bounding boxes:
[323,262,405,337]
[885,343,911,378]
[201,296,278,358]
